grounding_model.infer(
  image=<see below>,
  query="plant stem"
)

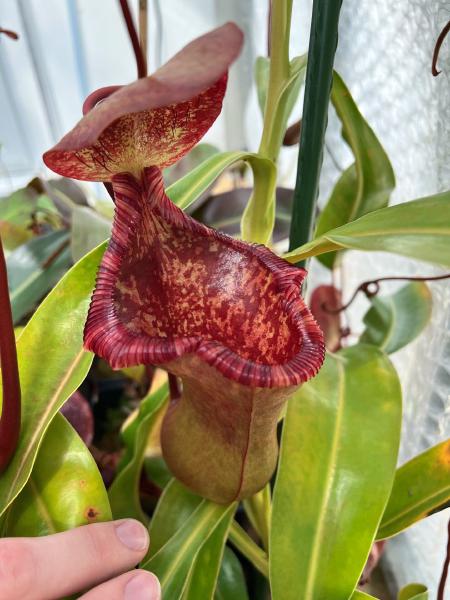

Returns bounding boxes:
[243,483,272,551]
[241,0,294,244]
[139,0,148,66]
[438,517,450,600]
[119,0,147,78]
[259,0,293,161]
[0,236,21,473]
[288,0,343,260]
[229,520,269,579]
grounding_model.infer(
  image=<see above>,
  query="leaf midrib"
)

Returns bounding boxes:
[303,359,346,599]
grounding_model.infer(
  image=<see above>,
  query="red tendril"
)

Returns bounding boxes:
[0,28,19,40]
[432,20,450,76]
[322,273,450,314]
[438,517,450,600]
[0,236,21,473]
[118,0,147,78]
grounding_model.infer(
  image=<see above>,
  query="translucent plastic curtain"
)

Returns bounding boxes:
[323,2,450,595]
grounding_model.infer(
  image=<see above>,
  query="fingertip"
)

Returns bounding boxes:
[124,570,161,599]
[114,519,149,553]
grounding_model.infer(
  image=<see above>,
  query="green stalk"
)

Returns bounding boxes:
[243,483,271,551]
[288,0,343,258]
[241,0,293,244]
[259,0,293,161]
[229,520,269,579]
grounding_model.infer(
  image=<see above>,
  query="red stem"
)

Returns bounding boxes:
[432,21,450,76]
[118,0,147,78]
[0,237,21,473]
[438,517,450,600]
[0,28,19,40]
[323,273,450,314]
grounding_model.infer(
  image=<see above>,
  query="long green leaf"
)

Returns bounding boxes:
[182,512,234,600]
[397,584,428,600]
[148,479,202,557]
[2,414,111,536]
[285,192,450,267]
[147,479,235,600]
[7,230,72,323]
[142,496,236,599]
[270,345,402,600]
[360,282,432,354]
[377,438,450,539]
[0,242,106,517]
[214,547,249,600]
[316,72,395,269]
[108,384,168,522]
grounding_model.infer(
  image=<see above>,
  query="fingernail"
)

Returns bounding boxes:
[125,572,161,600]
[115,520,149,551]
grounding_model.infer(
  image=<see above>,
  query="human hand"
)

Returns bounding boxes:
[0,519,160,600]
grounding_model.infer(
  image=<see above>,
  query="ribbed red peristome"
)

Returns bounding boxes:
[84,168,324,388]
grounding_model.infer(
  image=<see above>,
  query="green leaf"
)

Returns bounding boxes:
[166,151,261,211]
[71,205,111,262]
[182,513,234,600]
[0,188,33,221]
[109,384,168,522]
[351,593,379,600]
[270,345,402,600]
[142,488,236,599]
[315,165,357,269]
[316,72,395,269]
[377,438,450,540]
[255,56,270,116]
[144,455,173,490]
[397,584,428,600]
[1,414,111,537]
[166,150,277,245]
[7,230,72,323]
[0,242,106,517]
[148,479,202,557]
[214,547,249,600]
[240,154,277,244]
[360,282,432,354]
[284,191,450,267]
[146,480,235,599]
[164,143,221,186]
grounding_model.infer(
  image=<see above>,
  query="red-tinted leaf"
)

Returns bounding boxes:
[83,167,324,502]
[309,285,343,352]
[43,23,243,181]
